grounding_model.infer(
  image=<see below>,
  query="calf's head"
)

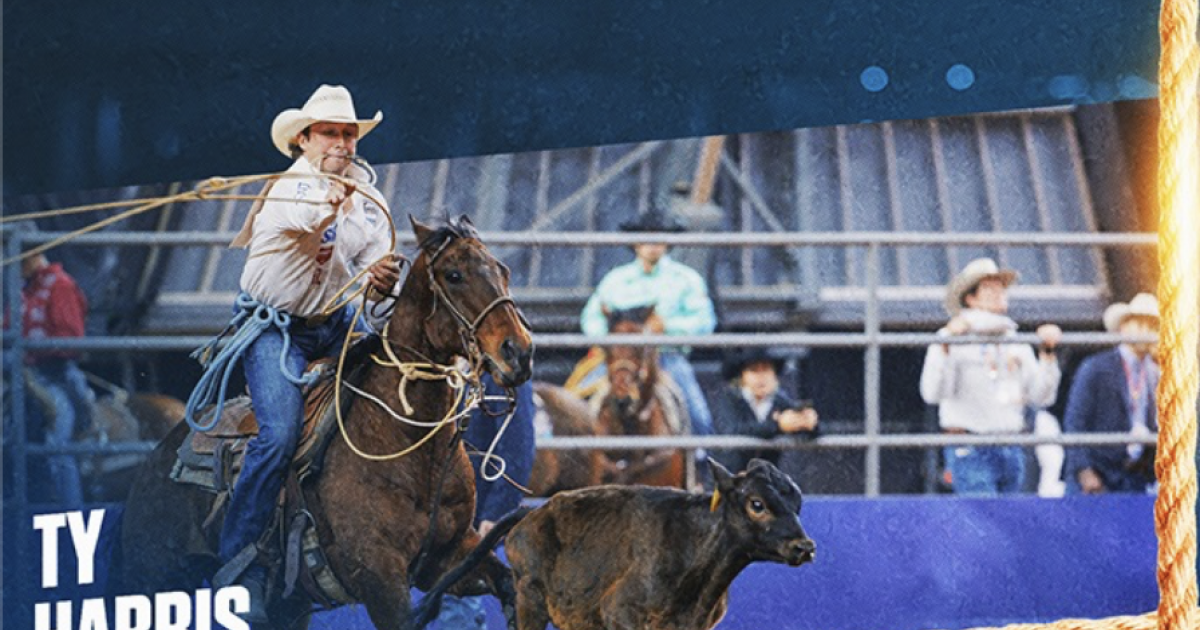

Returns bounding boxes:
[709,458,816,567]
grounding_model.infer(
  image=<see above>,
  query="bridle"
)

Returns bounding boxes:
[335,228,530,462]
[606,329,657,423]
[421,234,531,374]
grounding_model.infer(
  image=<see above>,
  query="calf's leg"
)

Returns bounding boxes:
[478,554,520,630]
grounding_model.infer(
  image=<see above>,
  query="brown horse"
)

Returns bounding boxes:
[0,369,185,502]
[115,216,533,630]
[83,388,185,501]
[528,382,604,496]
[595,306,686,488]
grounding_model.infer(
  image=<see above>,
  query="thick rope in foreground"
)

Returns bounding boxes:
[964,2,1198,630]
[967,612,1162,630]
[1153,1,1200,629]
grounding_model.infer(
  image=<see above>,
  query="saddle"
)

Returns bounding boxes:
[170,366,340,493]
[170,358,357,607]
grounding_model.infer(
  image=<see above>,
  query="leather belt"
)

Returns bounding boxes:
[294,313,330,329]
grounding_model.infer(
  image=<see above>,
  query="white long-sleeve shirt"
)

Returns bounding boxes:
[919,310,1061,434]
[237,158,393,317]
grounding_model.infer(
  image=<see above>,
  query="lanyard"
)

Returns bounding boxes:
[1122,356,1149,409]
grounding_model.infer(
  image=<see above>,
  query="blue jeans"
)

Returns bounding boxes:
[660,352,713,436]
[943,444,1026,496]
[430,595,487,630]
[219,304,365,563]
[28,359,93,508]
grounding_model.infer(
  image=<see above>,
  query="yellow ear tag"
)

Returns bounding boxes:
[709,488,722,512]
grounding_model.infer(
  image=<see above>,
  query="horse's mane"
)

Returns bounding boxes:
[606,305,655,330]
[344,333,383,366]
[416,215,481,252]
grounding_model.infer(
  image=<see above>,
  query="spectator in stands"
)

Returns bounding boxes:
[919,258,1062,495]
[5,222,93,508]
[213,84,401,621]
[431,373,536,629]
[712,347,818,473]
[1063,293,1159,494]
[580,208,718,435]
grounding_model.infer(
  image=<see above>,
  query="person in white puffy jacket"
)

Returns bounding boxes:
[920,257,1061,495]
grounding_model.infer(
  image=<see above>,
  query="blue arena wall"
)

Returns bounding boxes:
[1,494,1157,629]
[318,494,1156,630]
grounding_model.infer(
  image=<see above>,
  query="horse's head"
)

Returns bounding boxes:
[405,215,534,387]
[602,305,658,429]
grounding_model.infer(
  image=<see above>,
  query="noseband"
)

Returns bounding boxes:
[606,340,655,422]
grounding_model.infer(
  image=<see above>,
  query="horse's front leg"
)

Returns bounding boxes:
[354,564,414,630]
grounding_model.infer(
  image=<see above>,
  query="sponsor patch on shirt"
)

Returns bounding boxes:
[311,224,337,285]
[362,202,380,226]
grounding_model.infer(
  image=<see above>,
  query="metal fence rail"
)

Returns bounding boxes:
[22,432,1157,458]
[2,230,1160,247]
[2,229,1159,504]
[10,331,1158,352]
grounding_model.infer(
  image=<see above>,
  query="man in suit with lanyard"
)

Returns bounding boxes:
[1064,293,1159,494]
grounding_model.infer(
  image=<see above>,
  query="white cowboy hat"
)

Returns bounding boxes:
[1102,292,1159,332]
[270,84,383,157]
[944,257,1019,315]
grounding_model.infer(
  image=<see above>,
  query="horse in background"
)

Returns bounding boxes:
[1,368,185,504]
[594,306,686,488]
[528,382,604,496]
[83,376,185,501]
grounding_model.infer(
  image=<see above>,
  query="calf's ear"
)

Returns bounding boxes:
[708,458,736,492]
[746,458,772,473]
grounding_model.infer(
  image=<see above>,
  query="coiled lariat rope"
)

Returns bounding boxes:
[0,162,410,437]
[2,159,521,471]
[0,169,396,271]
[971,2,1199,630]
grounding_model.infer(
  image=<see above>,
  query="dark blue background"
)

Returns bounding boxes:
[3,1,1159,196]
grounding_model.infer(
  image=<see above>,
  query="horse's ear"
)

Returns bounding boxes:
[409,215,434,248]
[456,214,480,237]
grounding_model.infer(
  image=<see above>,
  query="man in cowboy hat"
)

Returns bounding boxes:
[919,257,1062,495]
[1063,292,1159,494]
[215,84,401,620]
[580,208,718,436]
[712,347,819,473]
